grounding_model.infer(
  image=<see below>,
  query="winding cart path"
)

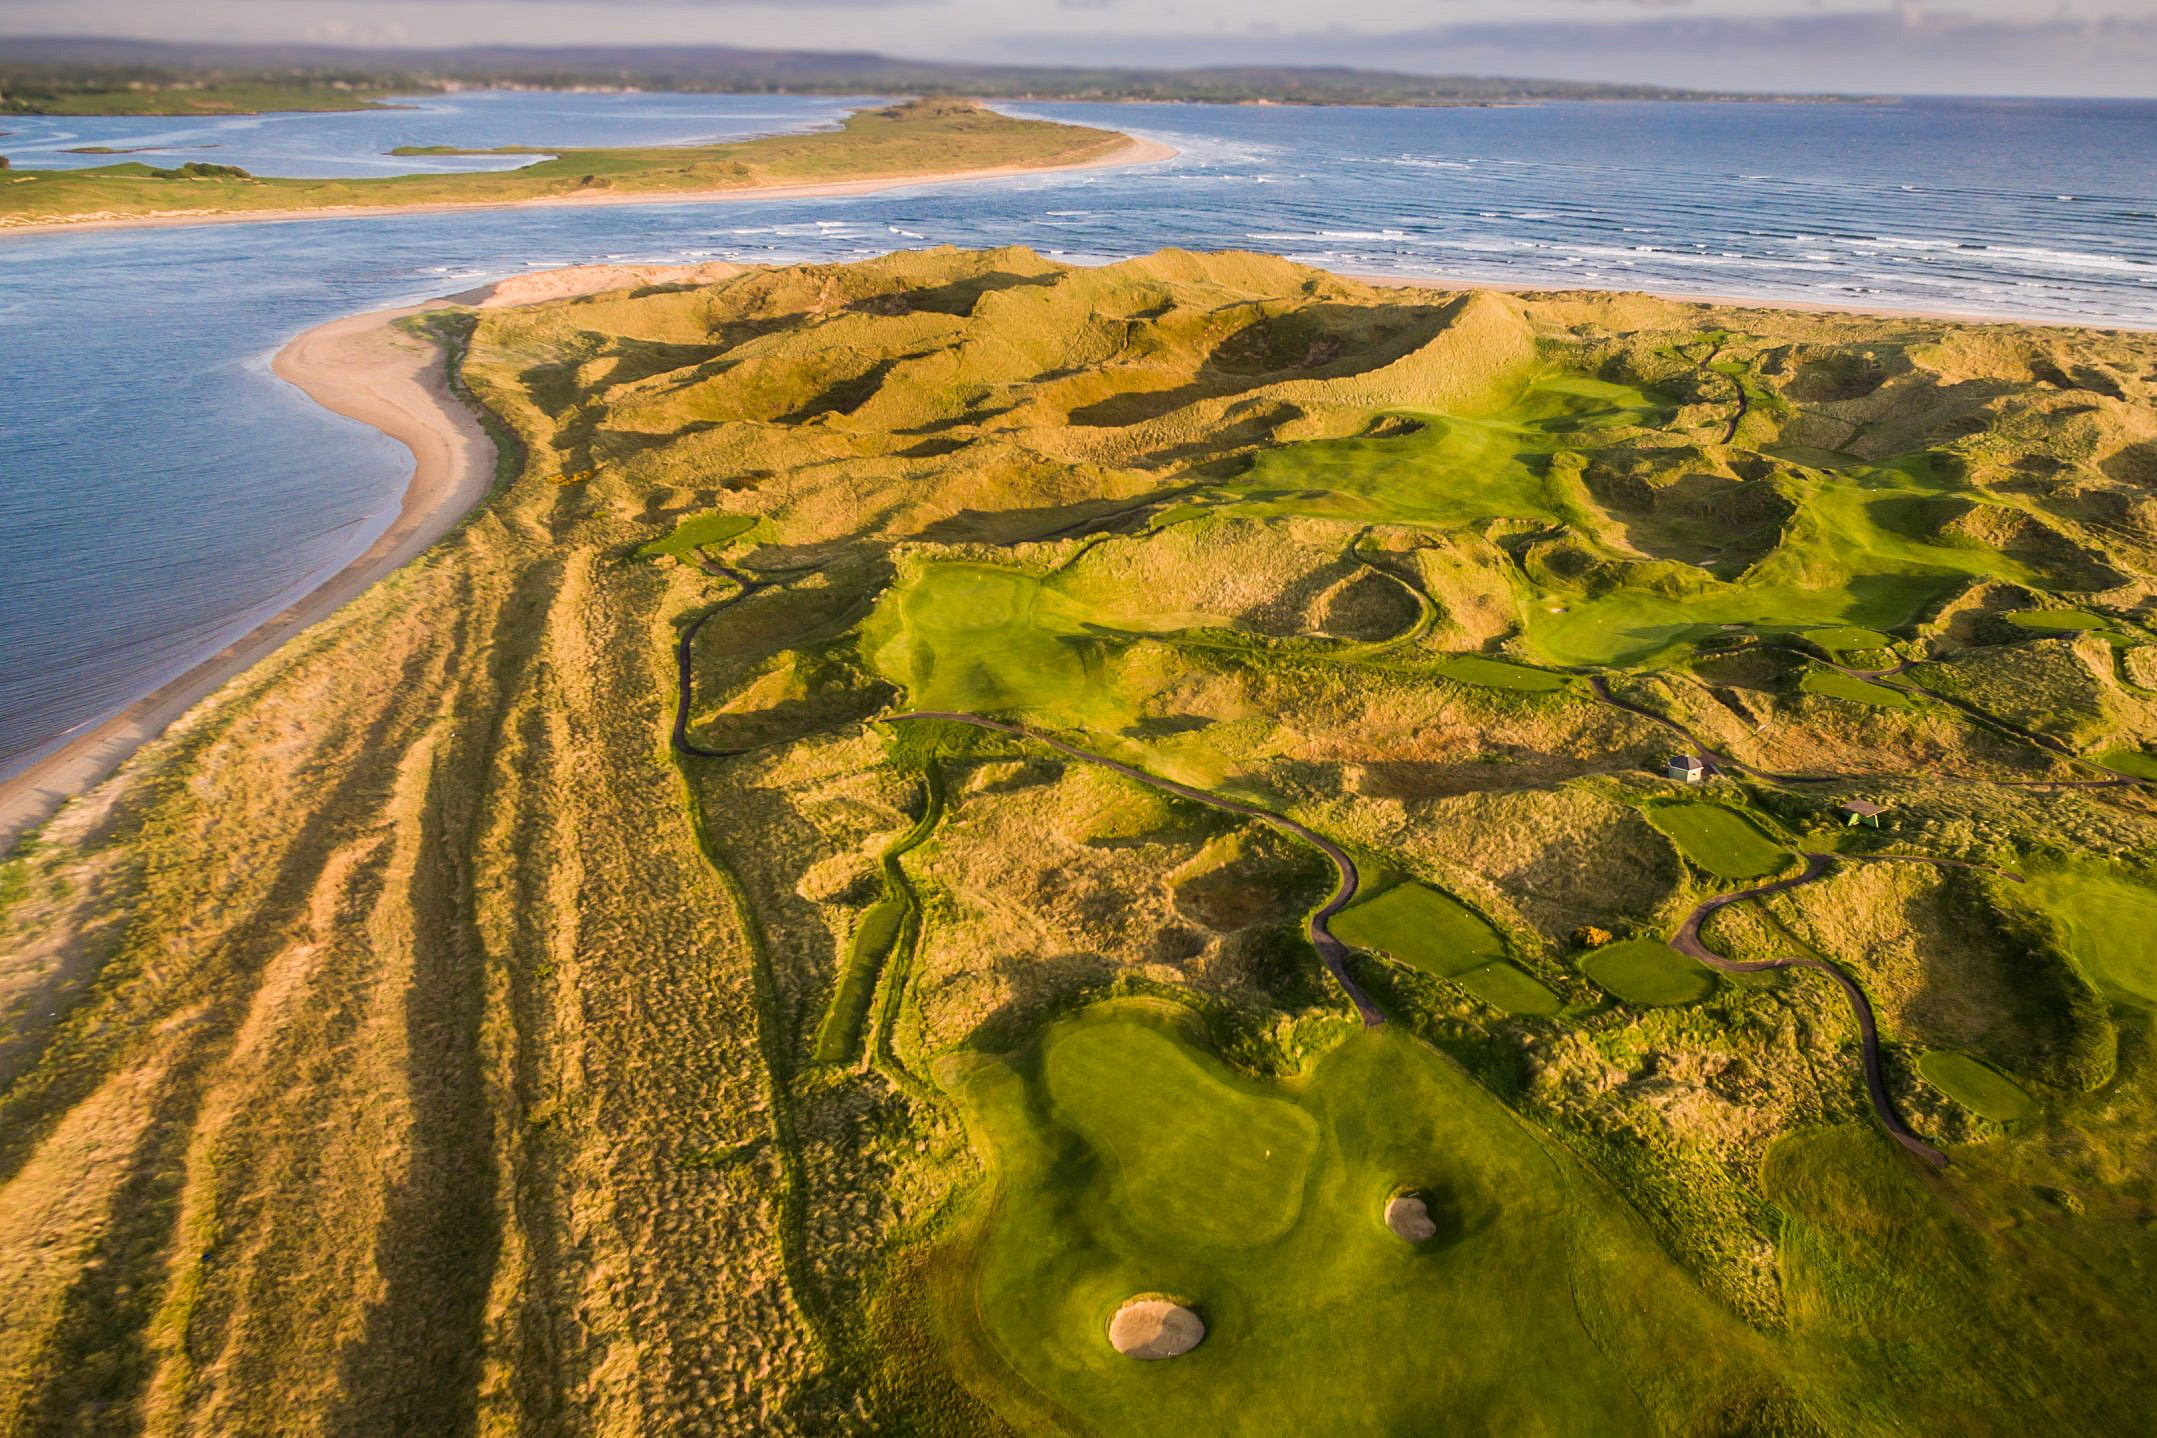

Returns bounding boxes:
[880,710,1387,1027]
[1671,851,2024,1169]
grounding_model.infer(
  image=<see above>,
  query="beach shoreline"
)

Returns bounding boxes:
[1336,269,2148,333]
[0,134,1180,238]
[0,299,497,849]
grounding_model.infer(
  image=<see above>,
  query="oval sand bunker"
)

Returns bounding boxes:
[1108,1298,1205,1359]
[1385,1192,1438,1242]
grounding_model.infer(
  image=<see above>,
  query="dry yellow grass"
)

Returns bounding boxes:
[8,247,2157,1431]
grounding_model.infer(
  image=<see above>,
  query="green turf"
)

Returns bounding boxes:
[1767,1125,2157,1434]
[863,562,1133,730]
[1043,1016,1319,1248]
[1514,457,2046,668]
[1330,882,1505,978]
[2015,864,2157,1005]
[1800,668,1917,709]
[937,1003,1780,1434]
[814,898,908,1064]
[2095,748,2157,780]
[1454,960,1563,1016]
[1916,1050,2033,1122]
[1433,655,1569,692]
[1584,939,1718,1006]
[1805,626,1895,652]
[1644,803,1789,880]
[635,511,755,560]
[1222,374,1664,529]
[2005,608,2110,633]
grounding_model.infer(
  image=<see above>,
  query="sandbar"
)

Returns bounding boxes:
[0,135,1180,238]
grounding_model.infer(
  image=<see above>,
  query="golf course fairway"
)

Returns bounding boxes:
[935,1002,1779,1434]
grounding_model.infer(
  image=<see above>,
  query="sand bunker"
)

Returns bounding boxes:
[1108,1298,1205,1359]
[1385,1192,1438,1242]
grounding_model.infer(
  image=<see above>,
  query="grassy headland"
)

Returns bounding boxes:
[4,250,2157,1431]
[0,98,1148,231]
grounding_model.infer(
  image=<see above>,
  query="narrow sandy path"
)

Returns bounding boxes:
[879,710,1387,1027]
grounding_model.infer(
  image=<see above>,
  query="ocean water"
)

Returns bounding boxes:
[2,93,2154,780]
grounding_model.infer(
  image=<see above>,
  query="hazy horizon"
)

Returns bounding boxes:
[4,1,2157,99]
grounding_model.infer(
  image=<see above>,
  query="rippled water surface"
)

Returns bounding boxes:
[3,93,2153,777]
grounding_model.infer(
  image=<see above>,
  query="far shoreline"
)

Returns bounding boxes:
[0,134,1181,239]
[1334,268,2151,334]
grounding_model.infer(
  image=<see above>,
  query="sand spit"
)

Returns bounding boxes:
[0,135,1180,238]
[1108,1298,1205,1359]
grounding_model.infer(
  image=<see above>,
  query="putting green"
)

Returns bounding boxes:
[939,1003,1777,1434]
[2096,748,2157,780]
[1645,803,1789,880]
[1454,961,1563,1016]
[1805,626,1895,653]
[1584,939,1718,1006]
[863,562,1136,729]
[1331,882,1505,978]
[1434,655,1569,693]
[1801,669,1917,709]
[1225,374,1664,530]
[2015,864,2157,1006]
[1916,1050,2033,1123]
[635,510,755,559]
[2005,608,2109,633]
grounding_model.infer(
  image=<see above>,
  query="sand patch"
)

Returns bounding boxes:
[1385,1192,1438,1242]
[1108,1297,1205,1359]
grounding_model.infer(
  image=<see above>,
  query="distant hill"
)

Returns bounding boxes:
[0,35,1823,112]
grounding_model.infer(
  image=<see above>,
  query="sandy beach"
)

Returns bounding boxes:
[0,299,496,847]
[1338,269,2140,333]
[0,259,803,849]
[0,134,1180,237]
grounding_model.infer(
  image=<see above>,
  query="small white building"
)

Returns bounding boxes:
[1668,754,1708,784]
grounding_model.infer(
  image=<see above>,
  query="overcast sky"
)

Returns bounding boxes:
[4,1,2156,97]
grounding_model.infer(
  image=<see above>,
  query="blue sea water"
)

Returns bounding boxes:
[2,93,2154,778]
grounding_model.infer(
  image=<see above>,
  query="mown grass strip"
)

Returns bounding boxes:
[815,766,944,1066]
[1916,1050,2033,1122]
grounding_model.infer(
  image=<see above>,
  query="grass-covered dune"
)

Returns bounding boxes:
[7,248,2157,1432]
[0,98,1143,230]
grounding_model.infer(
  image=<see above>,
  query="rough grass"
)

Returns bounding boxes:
[11,246,2157,1432]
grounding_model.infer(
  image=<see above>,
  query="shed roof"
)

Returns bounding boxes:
[1840,799,1887,816]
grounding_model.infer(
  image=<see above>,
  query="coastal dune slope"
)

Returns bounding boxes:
[3,250,2157,1433]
